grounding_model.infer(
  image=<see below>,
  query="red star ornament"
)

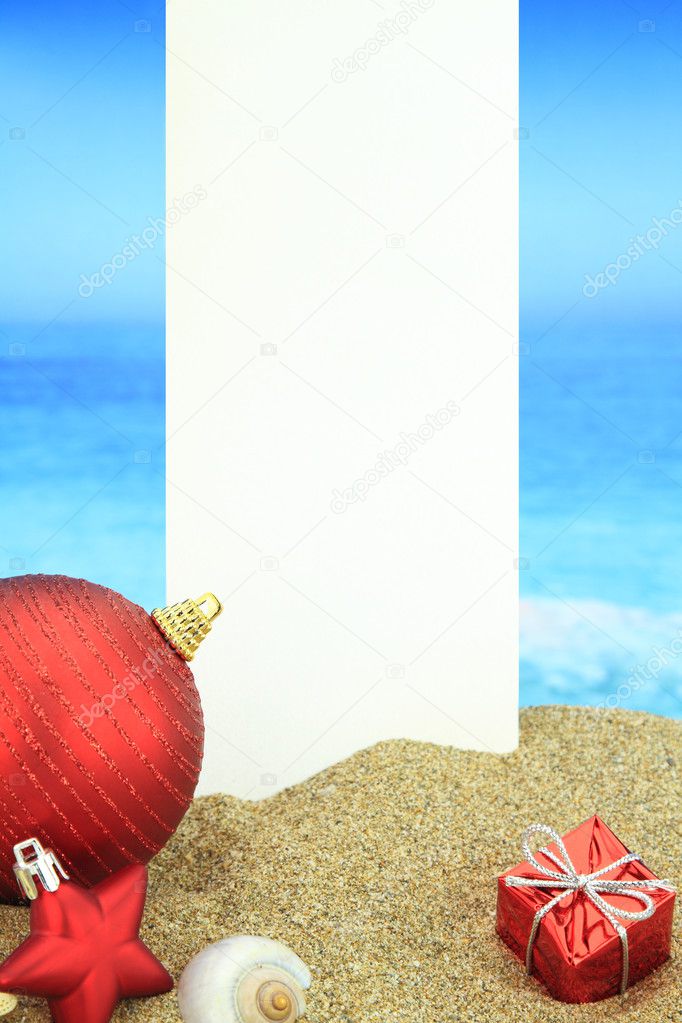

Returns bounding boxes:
[0,839,173,1023]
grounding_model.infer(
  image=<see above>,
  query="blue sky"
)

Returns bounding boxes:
[0,1,166,609]
[0,0,165,326]
[522,0,682,330]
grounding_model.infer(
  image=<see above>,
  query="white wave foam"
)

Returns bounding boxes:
[521,597,682,713]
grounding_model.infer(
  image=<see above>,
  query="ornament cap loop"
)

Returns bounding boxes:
[195,592,223,623]
[13,838,69,901]
[151,591,223,661]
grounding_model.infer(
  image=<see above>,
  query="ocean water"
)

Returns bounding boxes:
[521,327,682,717]
[0,323,165,612]
[2,320,679,717]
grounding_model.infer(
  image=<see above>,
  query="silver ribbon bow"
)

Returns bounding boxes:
[506,823,675,997]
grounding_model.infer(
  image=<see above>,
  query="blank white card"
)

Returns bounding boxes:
[167,0,519,797]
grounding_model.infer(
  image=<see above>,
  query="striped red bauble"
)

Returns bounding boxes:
[0,574,218,903]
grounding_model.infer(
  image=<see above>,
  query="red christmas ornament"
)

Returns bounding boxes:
[0,574,222,903]
[0,838,173,1023]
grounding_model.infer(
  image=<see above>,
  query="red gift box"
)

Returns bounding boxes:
[497,817,676,1003]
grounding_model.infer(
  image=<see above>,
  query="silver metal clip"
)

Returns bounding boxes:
[13,838,69,901]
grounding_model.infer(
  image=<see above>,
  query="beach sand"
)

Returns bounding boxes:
[0,706,679,1022]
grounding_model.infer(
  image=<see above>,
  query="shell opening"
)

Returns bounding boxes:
[257,980,295,1021]
[238,966,306,1023]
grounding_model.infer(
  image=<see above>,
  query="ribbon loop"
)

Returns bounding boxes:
[506,822,675,999]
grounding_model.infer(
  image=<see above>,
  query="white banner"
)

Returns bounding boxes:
[167,0,519,797]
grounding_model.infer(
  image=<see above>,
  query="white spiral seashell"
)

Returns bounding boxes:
[178,934,311,1023]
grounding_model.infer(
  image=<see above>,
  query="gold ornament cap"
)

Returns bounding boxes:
[151,592,223,661]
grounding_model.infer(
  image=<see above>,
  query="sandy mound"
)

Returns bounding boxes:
[0,706,679,1022]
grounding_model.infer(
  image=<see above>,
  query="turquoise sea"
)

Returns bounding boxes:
[521,327,682,717]
[0,324,165,612]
